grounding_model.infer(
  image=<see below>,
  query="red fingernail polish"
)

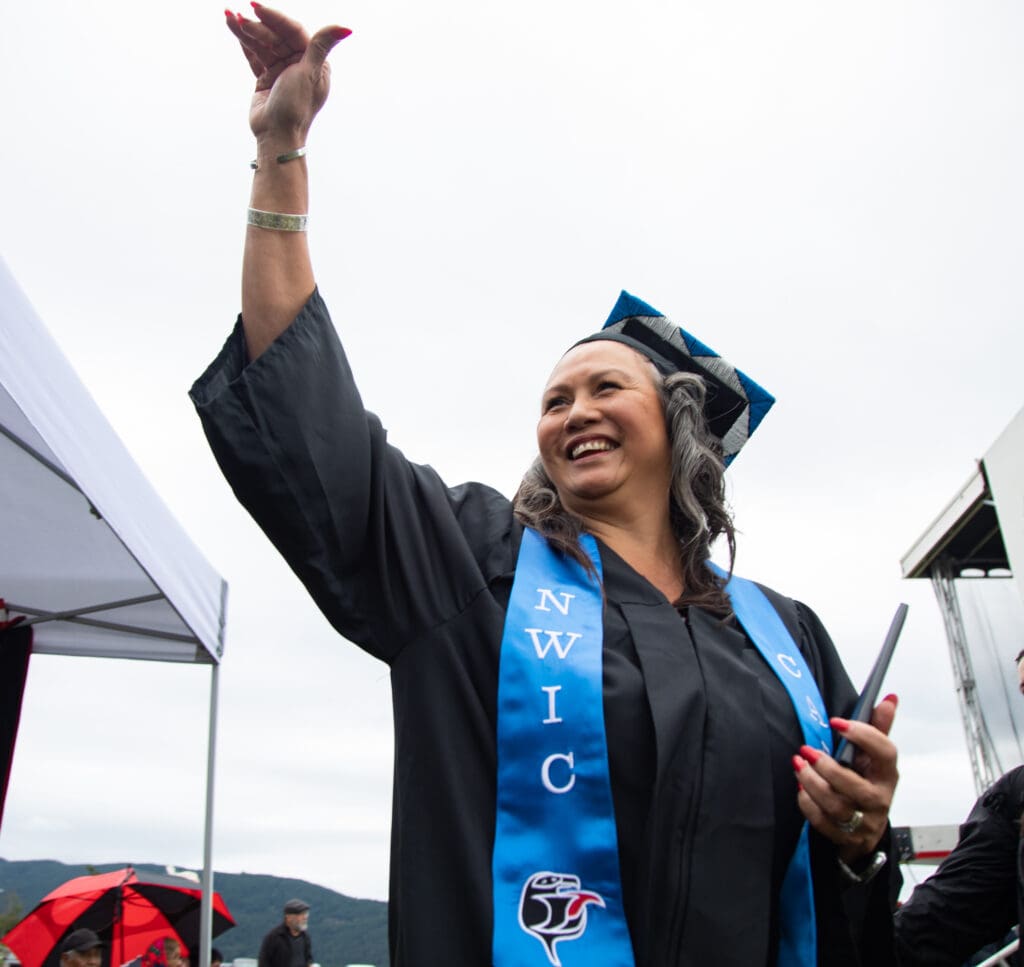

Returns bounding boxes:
[333,26,353,40]
[251,1,261,7]
[792,755,805,772]
[799,745,822,764]
[831,718,850,733]
[884,693,899,706]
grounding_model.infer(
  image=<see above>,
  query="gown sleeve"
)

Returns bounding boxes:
[892,766,1024,966]
[189,289,515,663]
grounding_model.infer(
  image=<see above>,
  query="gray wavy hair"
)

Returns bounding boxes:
[512,368,736,614]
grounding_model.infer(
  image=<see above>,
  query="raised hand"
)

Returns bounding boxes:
[225,4,350,357]
[225,3,350,145]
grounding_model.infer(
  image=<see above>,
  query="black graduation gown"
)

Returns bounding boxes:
[190,290,899,967]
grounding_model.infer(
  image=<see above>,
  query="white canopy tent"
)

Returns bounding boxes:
[0,255,227,967]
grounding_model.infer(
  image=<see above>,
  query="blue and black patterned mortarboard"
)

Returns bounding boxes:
[574,290,775,465]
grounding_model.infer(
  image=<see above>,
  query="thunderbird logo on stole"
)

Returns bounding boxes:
[518,871,607,966]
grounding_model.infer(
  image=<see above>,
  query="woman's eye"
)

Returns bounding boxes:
[597,381,620,393]
[543,396,568,412]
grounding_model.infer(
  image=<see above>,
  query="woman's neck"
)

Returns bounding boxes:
[577,509,683,604]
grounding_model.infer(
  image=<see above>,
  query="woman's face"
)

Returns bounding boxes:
[537,340,671,516]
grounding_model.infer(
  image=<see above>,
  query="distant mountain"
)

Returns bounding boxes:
[0,859,388,967]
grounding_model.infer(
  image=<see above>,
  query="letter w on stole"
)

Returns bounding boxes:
[524,627,581,660]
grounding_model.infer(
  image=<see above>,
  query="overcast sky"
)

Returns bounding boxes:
[2,0,1023,910]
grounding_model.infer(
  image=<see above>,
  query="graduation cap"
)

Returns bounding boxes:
[574,290,775,466]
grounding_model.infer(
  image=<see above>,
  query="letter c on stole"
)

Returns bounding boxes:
[541,752,576,794]
[777,653,802,678]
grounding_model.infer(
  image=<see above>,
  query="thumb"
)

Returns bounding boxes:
[305,25,352,72]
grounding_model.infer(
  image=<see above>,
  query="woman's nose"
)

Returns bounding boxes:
[565,394,599,429]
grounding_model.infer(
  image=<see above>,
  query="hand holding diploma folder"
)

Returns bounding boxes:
[793,603,905,864]
[835,603,909,768]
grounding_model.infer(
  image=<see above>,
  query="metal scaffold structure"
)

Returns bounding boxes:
[901,407,1024,798]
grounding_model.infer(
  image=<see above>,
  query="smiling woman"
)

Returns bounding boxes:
[525,339,732,612]
[189,5,903,966]
[538,344,673,512]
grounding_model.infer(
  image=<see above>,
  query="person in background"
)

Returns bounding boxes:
[60,929,104,967]
[210,947,224,967]
[258,899,312,967]
[893,651,1024,966]
[140,937,183,967]
[118,936,181,967]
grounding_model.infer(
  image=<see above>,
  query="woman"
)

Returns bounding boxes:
[139,938,183,967]
[192,6,901,964]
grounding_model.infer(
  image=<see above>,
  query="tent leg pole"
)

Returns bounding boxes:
[199,661,220,967]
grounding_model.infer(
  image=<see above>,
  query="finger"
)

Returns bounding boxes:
[225,12,264,78]
[304,24,353,75]
[239,40,264,80]
[240,40,270,81]
[249,2,314,52]
[796,782,839,836]
[794,750,860,820]
[801,742,895,806]
[848,695,899,773]
[225,10,250,48]
[796,783,884,855]
[227,10,307,90]
[235,15,301,61]
[869,693,899,736]
[794,753,889,853]
[796,767,859,841]
[796,745,894,849]
[830,718,898,778]
[226,11,280,67]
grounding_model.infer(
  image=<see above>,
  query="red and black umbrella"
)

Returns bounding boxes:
[2,867,235,967]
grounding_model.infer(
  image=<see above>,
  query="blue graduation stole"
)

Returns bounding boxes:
[492,530,832,967]
[709,562,834,966]
[493,528,632,967]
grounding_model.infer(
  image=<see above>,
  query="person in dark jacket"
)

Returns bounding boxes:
[894,766,1024,966]
[258,899,313,967]
[893,653,1024,967]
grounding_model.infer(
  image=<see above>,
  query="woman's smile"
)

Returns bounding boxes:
[567,436,618,460]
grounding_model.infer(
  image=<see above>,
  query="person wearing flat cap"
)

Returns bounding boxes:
[193,6,904,965]
[257,900,312,967]
[60,930,104,967]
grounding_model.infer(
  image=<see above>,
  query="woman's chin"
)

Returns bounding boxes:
[557,479,621,514]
